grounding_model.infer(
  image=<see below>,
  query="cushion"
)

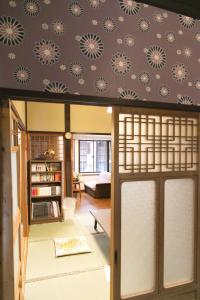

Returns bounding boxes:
[98,172,111,183]
[84,181,96,190]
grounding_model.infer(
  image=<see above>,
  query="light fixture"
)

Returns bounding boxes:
[65,132,72,140]
[107,106,112,114]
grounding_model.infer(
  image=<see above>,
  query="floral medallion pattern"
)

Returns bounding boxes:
[88,0,101,9]
[159,86,170,97]
[95,77,107,92]
[195,80,200,90]
[45,81,68,93]
[124,35,135,47]
[9,1,17,8]
[111,52,131,75]
[166,32,176,43]
[120,89,138,100]
[178,15,196,29]
[138,18,150,32]
[183,47,192,58]
[70,62,83,77]
[69,2,83,17]
[79,33,104,59]
[172,63,188,82]
[8,52,16,59]
[195,32,200,42]
[146,46,166,69]
[14,66,31,84]
[103,18,116,32]
[154,13,164,23]
[52,20,64,34]
[0,1,200,105]
[139,72,150,84]
[23,0,40,17]
[118,0,140,15]
[34,39,60,65]
[178,95,193,105]
[0,16,24,46]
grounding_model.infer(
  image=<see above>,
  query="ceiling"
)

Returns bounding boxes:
[0,0,199,106]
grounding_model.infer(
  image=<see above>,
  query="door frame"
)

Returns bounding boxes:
[1,89,200,300]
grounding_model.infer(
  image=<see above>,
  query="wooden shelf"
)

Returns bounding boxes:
[31,160,63,163]
[31,171,62,174]
[32,181,62,184]
[29,160,63,224]
[31,195,61,199]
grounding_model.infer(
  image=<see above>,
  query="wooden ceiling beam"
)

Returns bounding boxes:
[1,88,200,112]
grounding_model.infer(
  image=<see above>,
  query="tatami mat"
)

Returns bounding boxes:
[25,213,110,299]
[29,214,103,242]
[26,233,109,281]
[25,269,110,300]
[77,214,104,234]
[29,219,88,242]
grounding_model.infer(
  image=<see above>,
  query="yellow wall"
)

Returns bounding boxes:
[27,102,65,132]
[27,102,111,134]
[70,105,111,133]
[12,100,26,127]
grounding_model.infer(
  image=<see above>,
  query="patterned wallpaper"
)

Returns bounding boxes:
[0,0,200,105]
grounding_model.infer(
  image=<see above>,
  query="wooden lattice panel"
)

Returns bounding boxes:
[30,133,64,161]
[119,113,198,174]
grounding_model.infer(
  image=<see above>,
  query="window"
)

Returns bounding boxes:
[79,140,111,173]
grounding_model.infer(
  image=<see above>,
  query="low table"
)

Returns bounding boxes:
[90,209,111,237]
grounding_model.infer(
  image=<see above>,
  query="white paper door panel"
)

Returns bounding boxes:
[164,178,195,288]
[121,180,156,298]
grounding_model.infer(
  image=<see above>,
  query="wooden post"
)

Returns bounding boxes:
[0,99,15,300]
[64,104,72,196]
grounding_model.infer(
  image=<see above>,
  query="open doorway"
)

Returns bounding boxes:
[16,101,112,300]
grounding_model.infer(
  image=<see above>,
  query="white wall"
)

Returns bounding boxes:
[27,102,112,134]
[70,105,111,133]
[27,102,65,132]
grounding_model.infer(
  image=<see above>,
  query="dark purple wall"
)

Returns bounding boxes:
[0,0,199,105]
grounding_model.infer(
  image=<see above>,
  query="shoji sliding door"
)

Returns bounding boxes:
[111,107,200,300]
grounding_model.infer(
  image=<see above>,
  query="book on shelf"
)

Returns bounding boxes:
[31,162,61,173]
[52,201,58,218]
[31,172,61,183]
[32,200,61,220]
[54,172,61,181]
[31,163,46,172]
[48,163,61,172]
[31,185,61,197]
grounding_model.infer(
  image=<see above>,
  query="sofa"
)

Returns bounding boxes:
[84,172,111,198]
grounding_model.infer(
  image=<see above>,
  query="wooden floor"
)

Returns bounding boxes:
[74,191,111,214]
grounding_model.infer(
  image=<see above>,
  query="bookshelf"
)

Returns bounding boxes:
[29,160,63,224]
